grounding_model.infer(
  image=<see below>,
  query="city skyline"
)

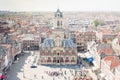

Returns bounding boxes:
[0,0,120,12]
[1,2,120,80]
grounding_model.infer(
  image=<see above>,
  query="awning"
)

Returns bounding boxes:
[87,57,94,62]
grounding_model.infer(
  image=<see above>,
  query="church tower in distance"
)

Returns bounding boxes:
[54,9,63,29]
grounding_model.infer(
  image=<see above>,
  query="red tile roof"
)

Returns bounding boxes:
[110,60,120,70]
[104,56,115,61]
[103,56,120,70]
[99,28,113,35]
[11,36,18,41]
[98,48,113,55]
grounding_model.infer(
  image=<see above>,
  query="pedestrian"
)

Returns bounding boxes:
[80,61,82,65]
[42,75,43,79]
[53,78,55,80]
[34,74,36,78]
[0,75,6,80]
[64,70,66,75]
[68,77,70,80]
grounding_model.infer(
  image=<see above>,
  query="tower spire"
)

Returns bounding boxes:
[57,0,59,9]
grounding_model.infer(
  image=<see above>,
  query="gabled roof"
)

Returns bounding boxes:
[104,56,115,61]
[97,43,114,55]
[103,56,120,70]
[110,60,120,70]
[97,43,111,49]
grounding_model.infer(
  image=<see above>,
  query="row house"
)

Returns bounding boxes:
[93,43,114,70]
[0,26,10,34]
[104,20,120,26]
[95,43,120,80]
[10,35,22,59]
[99,56,120,80]
[0,44,12,76]
[76,32,87,52]
[0,31,22,60]
[112,33,120,55]
[22,34,40,51]
[97,43,114,55]
[96,27,116,43]
[84,31,96,42]
[76,31,96,52]
[0,21,9,29]
[0,46,7,76]
[0,27,23,77]
[3,32,22,54]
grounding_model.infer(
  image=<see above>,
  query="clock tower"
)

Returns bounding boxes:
[54,9,63,29]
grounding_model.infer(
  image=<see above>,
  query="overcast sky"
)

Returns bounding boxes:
[0,0,120,11]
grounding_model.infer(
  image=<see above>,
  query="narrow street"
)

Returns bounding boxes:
[6,53,30,80]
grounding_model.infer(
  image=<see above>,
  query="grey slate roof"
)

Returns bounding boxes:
[41,37,75,48]
[97,43,111,50]
[41,38,54,47]
[62,38,75,48]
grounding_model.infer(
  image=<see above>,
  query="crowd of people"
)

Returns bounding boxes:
[73,70,92,80]
[73,78,92,80]
[45,71,62,77]
[43,69,75,80]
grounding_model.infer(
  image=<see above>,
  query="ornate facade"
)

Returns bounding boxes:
[39,9,77,65]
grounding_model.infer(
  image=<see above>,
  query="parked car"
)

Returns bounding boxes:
[30,64,37,68]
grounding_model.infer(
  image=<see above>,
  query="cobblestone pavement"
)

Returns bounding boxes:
[6,51,98,80]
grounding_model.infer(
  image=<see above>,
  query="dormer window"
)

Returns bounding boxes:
[57,21,60,26]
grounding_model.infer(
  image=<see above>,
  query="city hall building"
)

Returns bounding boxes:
[39,9,77,65]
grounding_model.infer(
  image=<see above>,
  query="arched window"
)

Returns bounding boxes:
[65,57,69,62]
[71,57,75,62]
[61,21,62,26]
[53,57,56,62]
[57,13,60,17]
[60,57,64,62]
[47,57,51,62]
[57,21,59,26]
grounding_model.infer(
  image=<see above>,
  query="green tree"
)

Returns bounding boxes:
[93,20,100,27]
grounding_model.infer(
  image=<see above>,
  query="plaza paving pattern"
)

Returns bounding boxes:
[6,51,97,80]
